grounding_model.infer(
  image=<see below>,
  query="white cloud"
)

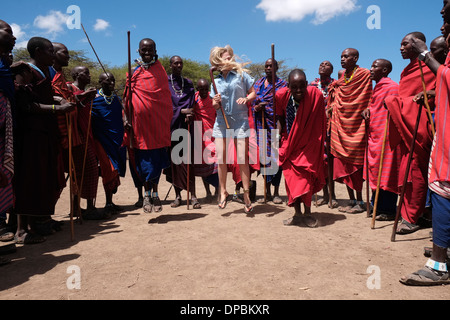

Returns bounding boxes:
[94,19,110,31]
[256,0,359,25]
[33,10,69,36]
[10,23,28,49]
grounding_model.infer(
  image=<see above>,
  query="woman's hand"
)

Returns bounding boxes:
[213,94,222,110]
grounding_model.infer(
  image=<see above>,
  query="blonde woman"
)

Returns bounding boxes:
[210,45,256,213]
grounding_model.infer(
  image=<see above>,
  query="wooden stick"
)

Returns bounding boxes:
[77,101,94,223]
[209,67,230,129]
[371,112,390,229]
[365,119,371,218]
[262,109,267,204]
[127,31,135,149]
[66,114,75,241]
[271,44,277,126]
[418,61,436,137]
[391,104,423,242]
[187,119,191,210]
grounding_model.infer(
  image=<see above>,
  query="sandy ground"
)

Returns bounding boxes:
[0,171,448,302]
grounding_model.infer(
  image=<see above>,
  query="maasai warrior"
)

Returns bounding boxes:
[400,7,450,286]
[92,73,127,216]
[361,59,401,221]
[12,37,75,244]
[276,69,326,228]
[67,66,101,220]
[123,38,172,214]
[252,58,287,204]
[328,48,372,214]
[193,78,218,203]
[310,60,338,208]
[49,42,81,233]
[0,21,15,258]
[384,32,435,235]
[430,36,449,65]
[164,56,199,209]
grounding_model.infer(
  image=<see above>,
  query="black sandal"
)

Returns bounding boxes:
[152,193,163,213]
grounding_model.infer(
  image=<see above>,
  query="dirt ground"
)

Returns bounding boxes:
[0,171,449,301]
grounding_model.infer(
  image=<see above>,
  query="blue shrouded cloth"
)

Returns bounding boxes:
[92,91,126,176]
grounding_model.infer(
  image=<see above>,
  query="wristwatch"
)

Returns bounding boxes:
[419,50,430,62]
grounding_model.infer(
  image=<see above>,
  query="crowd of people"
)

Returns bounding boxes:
[0,0,449,287]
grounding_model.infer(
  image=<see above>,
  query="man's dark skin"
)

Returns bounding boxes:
[132,38,163,212]
[97,72,124,213]
[52,42,70,72]
[362,59,392,120]
[196,78,218,203]
[70,66,97,213]
[317,60,337,208]
[279,70,318,228]
[253,58,282,203]
[13,37,75,243]
[168,55,200,208]
[339,48,364,208]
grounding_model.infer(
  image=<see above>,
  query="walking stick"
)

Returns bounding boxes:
[77,101,94,223]
[371,111,390,229]
[66,114,75,241]
[209,67,230,130]
[127,31,135,149]
[262,109,267,204]
[418,61,436,137]
[391,103,423,242]
[365,119,371,218]
[271,44,277,126]
[187,115,191,210]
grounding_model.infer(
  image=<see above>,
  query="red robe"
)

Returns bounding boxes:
[276,86,326,207]
[123,61,173,150]
[384,58,435,224]
[329,67,373,191]
[364,77,401,193]
[193,91,216,177]
[429,53,450,198]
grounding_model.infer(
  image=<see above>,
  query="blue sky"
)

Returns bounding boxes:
[2,0,445,83]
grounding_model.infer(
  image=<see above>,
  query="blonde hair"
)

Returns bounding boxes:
[209,45,250,75]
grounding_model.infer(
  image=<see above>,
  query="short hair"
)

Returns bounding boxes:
[406,31,426,43]
[71,65,88,80]
[27,37,52,58]
[377,59,393,74]
[139,38,156,48]
[170,55,182,64]
[288,69,307,82]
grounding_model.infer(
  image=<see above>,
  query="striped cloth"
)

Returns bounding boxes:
[429,54,450,199]
[365,77,401,193]
[252,76,287,159]
[123,61,173,150]
[193,91,217,177]
[67,83,99,200]
[329,67,373,166]
[0,94,13,213]
[52,71,82,149]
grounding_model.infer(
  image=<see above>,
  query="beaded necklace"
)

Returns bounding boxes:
[170,74,184,97]
[344,67,358,84]
[99,88,114,105]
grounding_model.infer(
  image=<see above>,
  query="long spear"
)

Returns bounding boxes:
[365,119,371,218]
